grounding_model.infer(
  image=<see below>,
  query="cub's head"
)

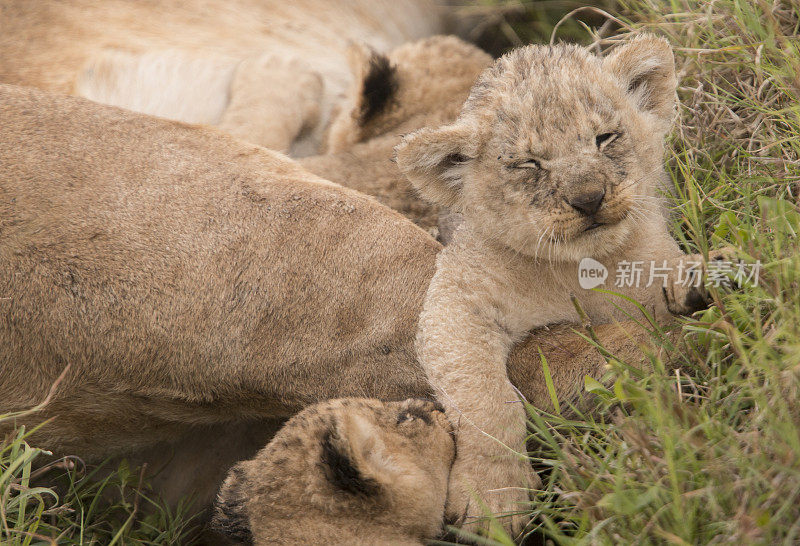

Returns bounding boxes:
[211,398,455,544]
[326,36,492,153]
[396,34,677,261]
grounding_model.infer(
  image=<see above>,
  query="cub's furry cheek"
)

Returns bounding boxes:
[395,123,478,209]
[211,464,255,544]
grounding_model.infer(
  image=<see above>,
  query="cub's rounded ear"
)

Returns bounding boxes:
[210,463,254,544]
[602,33,677,131]
[394,122,476,209]
[326,43,399,152]
[321,413,394,497]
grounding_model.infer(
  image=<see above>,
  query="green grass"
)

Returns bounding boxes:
[472,0,800,544]
[450,0,617,55]
[1,409,201,545]
[4,1,799,543]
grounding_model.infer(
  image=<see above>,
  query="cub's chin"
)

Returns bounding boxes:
[548,218,635,263]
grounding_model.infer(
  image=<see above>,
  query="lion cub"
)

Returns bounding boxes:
[396,35,725,532]
[211,398,455,545]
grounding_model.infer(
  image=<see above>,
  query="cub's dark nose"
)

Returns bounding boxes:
[568,189,605,216]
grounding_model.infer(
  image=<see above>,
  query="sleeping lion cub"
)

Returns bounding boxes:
[396,34,728,533]
[211,398,455,545]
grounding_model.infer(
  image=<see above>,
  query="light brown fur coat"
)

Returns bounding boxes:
[0,0,443,155]
[301,36,493,235]
[396,36,724,533]
[211,398,455,545]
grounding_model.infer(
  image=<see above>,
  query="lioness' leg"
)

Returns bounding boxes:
[76,50,323,153]
[218,53,323,153]
[76,50,238,126]
[137,324,657,519]
[1,322,657,526]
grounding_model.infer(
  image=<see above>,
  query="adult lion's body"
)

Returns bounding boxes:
[0,0,481,234]
[0,0,443,154]
[0,83,435,457]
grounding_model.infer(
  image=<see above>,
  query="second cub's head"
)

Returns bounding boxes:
[211,398,456,544]
[396,34,677,261]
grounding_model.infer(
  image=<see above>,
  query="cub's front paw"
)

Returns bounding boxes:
[663,276,710,315]
[445,454,539,538]
[663,248,739,315]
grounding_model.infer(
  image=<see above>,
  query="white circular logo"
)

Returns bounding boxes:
[578,257,608,289]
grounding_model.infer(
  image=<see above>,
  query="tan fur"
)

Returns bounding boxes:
[0,0,443,155]
[395,35,722,533]
[1,26,489,234]
[0,84,661,523]
[325,36,491,154]
[217,54,324,153]
[211,398,455,545]
[301,36,492,235]
[0,0,480,231]
[75,50,239,126]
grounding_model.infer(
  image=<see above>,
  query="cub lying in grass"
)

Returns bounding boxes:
[211,398,455,545]
[396,34,728,533]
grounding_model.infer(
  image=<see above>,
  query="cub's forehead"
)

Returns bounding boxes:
[464,44,625,149]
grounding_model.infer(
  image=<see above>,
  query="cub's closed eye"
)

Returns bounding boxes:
[596,132,619,148]
[397,412,415,424]
[514,159,541,169]
[447,153,471,165]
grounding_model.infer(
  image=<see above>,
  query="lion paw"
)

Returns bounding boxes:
[445,455,538,538]
[663,247,740,315]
